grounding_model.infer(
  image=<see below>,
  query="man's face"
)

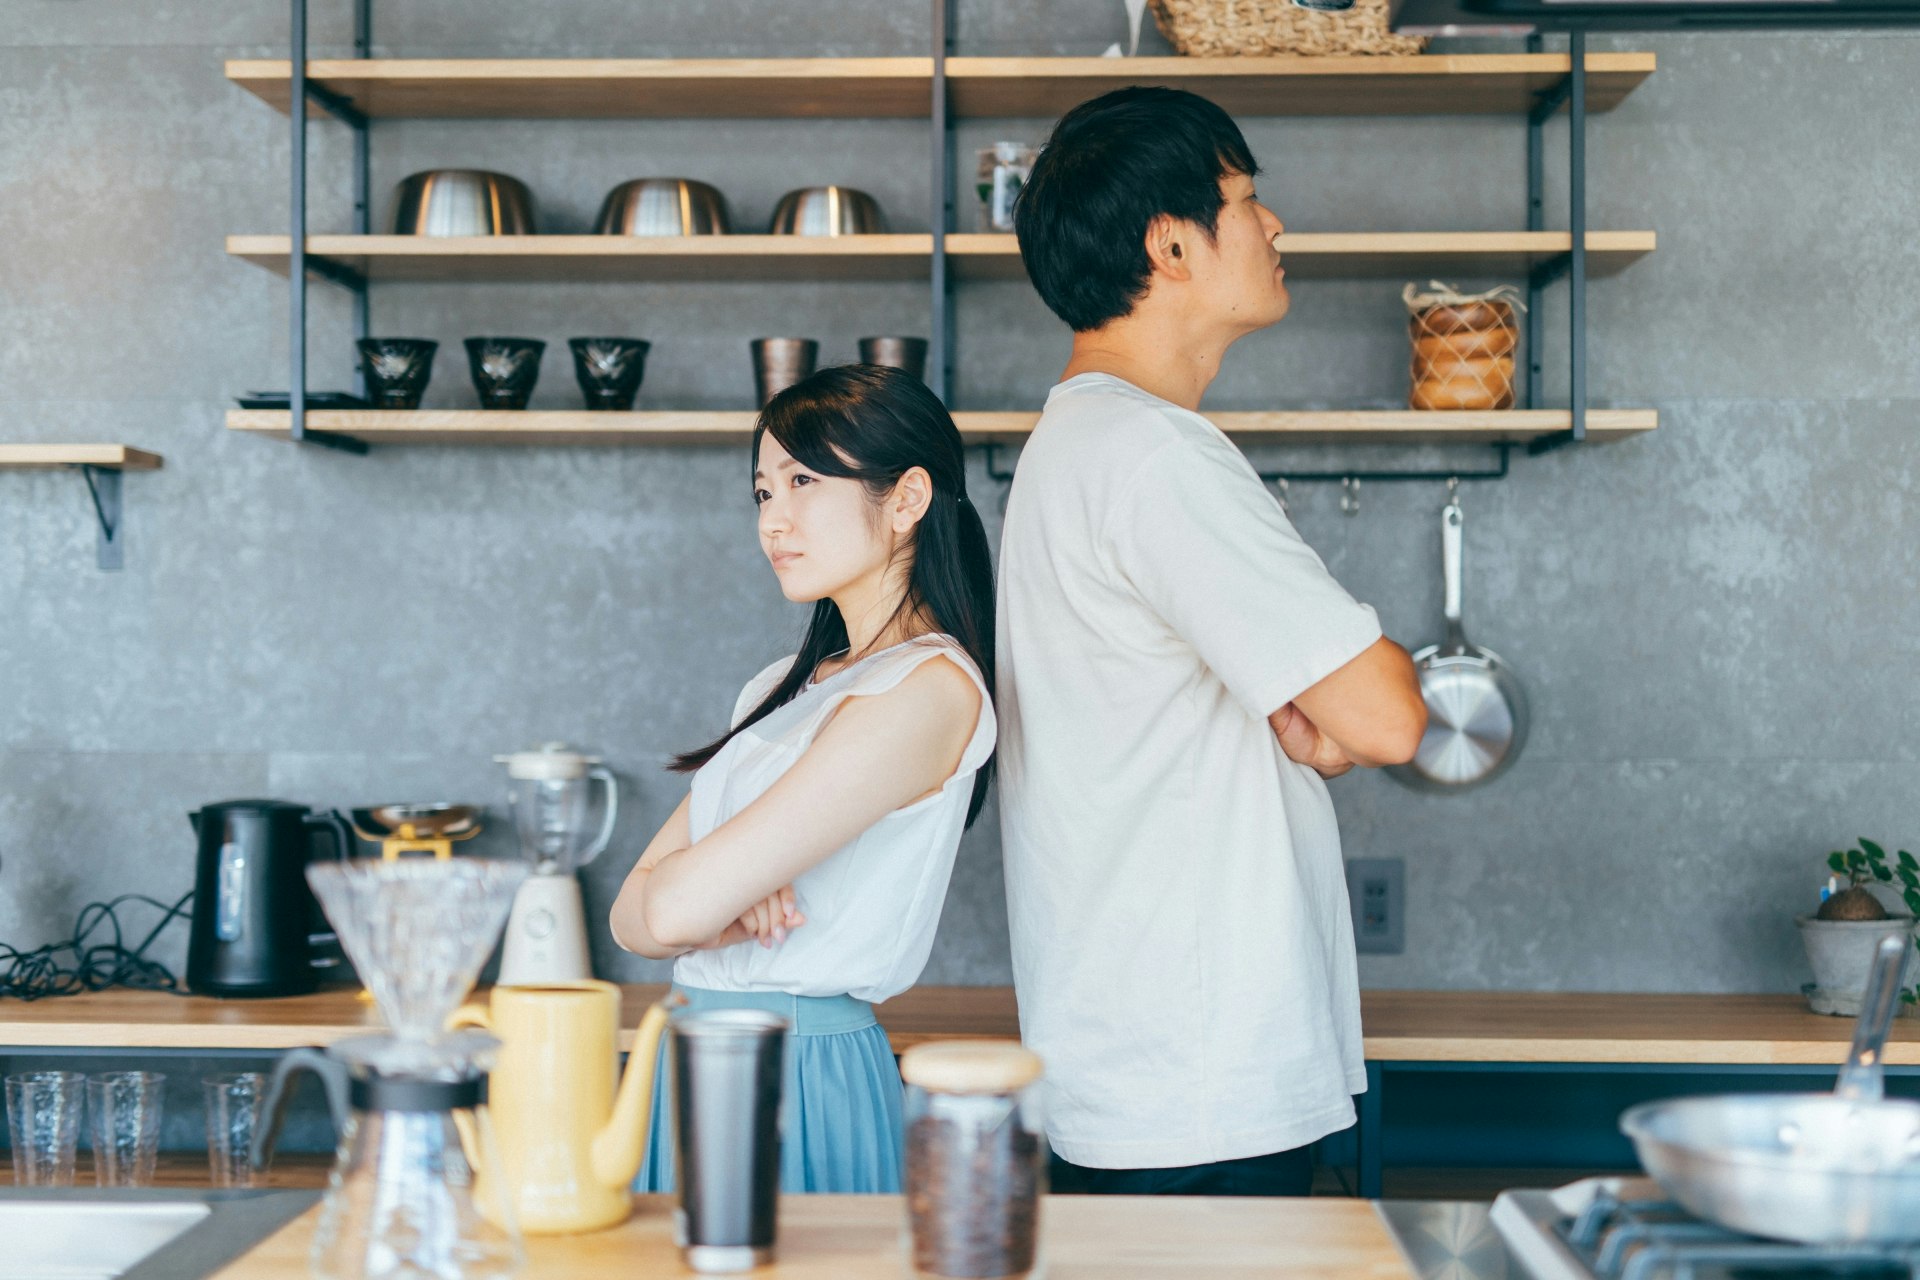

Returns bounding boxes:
[1181,171,1288,334]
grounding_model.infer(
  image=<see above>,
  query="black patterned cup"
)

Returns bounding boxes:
[464,337,545,410]
[569,338,651,411]
[356,338,437,410]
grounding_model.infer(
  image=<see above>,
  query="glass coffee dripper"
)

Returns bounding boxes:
[494,744,617,984]
[254,857,529,1280]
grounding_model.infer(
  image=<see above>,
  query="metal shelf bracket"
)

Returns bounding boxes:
[76,465,125,571]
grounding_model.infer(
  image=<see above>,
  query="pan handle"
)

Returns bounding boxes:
[1441,501,1467,649]
[1835,933,1911,1102]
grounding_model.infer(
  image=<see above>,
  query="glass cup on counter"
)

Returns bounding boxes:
[204,1072,268,1188]
[900,1041,1046,1280]
[6,1071,85,1186]
[88,1071,166,1187]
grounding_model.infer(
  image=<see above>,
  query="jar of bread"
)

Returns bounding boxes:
[1404,282,1525,411]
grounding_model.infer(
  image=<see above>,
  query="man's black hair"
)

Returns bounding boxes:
[1014,86,1260,334]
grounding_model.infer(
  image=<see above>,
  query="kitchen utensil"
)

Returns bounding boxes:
[448,981,671,1233]
[6,1071,84,1186]
[858,336,928,381]
[466,337,545,410]
[593,178,730,236]
[975,143,1036,232]
[671,1008,788,1274]
[204,1072,268,1188]
[767,186,884,236]
[1386,492,1529,791]
[356,338,438,410]
[494,744,619,984]
[751,338,818,408]
[253,858,528,1279]
[569,338,651,411]
[186,799,353,997]
[901,1041,1048,1280]
[348,803,482,860]
[391,169,535,236]
[87,1071,164,1188]
[1620,935,1920,1245]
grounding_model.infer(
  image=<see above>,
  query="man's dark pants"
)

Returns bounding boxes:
[1048,1144,1315,1197]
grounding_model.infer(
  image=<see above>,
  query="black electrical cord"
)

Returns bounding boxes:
[0,890,195,1002]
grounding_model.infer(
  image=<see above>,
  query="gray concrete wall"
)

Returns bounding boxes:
[3,0,1915,1001]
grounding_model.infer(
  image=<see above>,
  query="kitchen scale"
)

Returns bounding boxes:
[495,744,619,985]
[348,803,482,860]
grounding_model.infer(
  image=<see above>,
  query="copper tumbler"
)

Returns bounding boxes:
[751,338,818,408]
[857,337,928,382]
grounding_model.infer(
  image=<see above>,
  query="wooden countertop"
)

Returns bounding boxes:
[3,986,1915,1065]
[210,1193,1411,1280]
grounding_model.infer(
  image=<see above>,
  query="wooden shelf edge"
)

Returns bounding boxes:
[0,444,163,470]
[227,409,1656,446]
[225,234,935,256]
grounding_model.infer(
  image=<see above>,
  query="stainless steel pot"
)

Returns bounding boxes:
[1621,935,1920,1245]
[767,186,884,236]
[390,170,535,236]
[594,178,730,236]
[1386,492,1528,791]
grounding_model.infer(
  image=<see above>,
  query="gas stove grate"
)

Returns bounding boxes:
[1554,1188,1920,1280]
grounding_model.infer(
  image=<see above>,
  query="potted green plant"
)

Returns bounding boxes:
[1797,839,1918,1016]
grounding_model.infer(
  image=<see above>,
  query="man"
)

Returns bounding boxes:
[996,86,1429,1198]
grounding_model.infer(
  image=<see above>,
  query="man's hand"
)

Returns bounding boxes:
[1272,703,1358,780]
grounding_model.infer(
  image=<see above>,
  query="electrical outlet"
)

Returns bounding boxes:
[1346,858,1404,955]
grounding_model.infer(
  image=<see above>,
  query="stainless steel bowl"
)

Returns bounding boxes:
[768,186,885,236]
[390,170,535,236]
[594,178,730,236]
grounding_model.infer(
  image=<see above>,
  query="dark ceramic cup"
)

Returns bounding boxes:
[857,336,929,382]
[464,337,545,410]
[751,338,818,409]
[569,338,651,411]
[356,338,438,409]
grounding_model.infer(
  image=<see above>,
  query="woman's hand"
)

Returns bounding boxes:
[692,886,805,951]
[1272,702,1357,780]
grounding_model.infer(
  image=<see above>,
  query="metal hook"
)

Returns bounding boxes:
[1273,476,1290,514]
[1447,475,1461,506]
[1340,476,1361,517]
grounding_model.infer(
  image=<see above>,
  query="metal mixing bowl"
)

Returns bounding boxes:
[767,186,885,236]
[390,170,535,236]
[593,178,731,235]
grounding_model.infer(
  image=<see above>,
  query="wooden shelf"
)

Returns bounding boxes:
[226,57,936,119]
[0,444,163,470]
[227,408,1656,447]
[225,234,935,283]
[228,230,1654,284]
[949,52,1654,117]
[225,53,1653,120]
[949,230,1657,281]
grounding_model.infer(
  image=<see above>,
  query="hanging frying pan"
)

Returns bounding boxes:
[1386,495,1528,791]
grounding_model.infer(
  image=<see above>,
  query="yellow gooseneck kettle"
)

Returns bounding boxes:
[451,980,671,1234]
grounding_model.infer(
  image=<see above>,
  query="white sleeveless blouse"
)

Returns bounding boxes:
[671,635,996,1003]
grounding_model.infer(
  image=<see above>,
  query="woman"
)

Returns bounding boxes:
[609,363,997,1195]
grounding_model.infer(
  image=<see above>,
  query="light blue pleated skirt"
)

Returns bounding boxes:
[636,984,905,1195]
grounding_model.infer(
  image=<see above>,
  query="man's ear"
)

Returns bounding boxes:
[1144,214,1193,283]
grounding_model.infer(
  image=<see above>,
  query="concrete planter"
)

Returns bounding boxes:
[1796,914,1917,1016]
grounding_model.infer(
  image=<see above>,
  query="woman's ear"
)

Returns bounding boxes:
[890,467,934,534]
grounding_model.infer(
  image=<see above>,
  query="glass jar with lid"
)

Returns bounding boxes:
[900,1040,1046,1280]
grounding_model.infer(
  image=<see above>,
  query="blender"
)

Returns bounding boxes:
[253,857,529,1280]
[495,744,618,985]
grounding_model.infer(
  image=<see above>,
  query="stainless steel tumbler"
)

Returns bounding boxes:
[670,1009,788,1274]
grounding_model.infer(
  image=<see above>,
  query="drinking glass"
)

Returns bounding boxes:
[87,1071,165,1187]
[204,1072,269,1187]
[6,1071,85,1186]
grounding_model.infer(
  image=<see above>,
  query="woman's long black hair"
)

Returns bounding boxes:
[672,364,997,827]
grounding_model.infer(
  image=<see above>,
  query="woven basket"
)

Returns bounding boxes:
[1148,0,1428,57]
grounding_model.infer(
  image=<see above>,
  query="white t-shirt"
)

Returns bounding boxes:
[673,636,996,1005]
[996,373,1383,1170]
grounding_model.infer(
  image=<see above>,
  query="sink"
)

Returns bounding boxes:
[0,1189,320,1280]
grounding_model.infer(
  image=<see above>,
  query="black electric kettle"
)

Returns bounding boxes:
[186,800,352,997]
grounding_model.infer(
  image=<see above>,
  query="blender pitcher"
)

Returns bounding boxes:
[495,744,618,985]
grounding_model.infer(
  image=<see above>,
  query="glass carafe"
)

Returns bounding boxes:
[497,745,617,875]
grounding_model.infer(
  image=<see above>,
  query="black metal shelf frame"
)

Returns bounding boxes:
[281,3,1604,480]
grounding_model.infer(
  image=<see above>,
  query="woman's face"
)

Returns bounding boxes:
[753,432,897,604]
